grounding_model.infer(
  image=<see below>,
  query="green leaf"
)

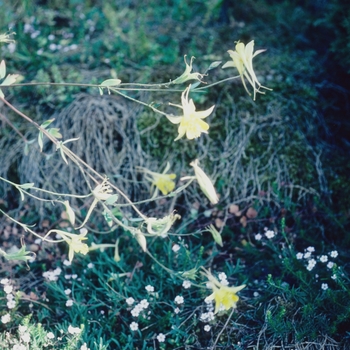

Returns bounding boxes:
[105,194,119,205]
[24,142,29,155]
[60,146,68,164]
[100,79,121,87]
[40,119,55,129]
[38,131,44,152]
[19,183,35,189]
[17,188,25,201]
[207,61,222,71]
[47,127,62,139]
[0,60,5,79]
[1,73,19,86]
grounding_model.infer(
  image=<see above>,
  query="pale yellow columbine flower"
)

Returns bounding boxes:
[145,212,181,237]
[59,228,89,262]
[139,163,176,197]
[171,56,204,84]
[202,268,245,314]
[0,32,15,43]
[167,85,215,141]
[222,40,271,100]
[190,159,219,205]
[76,179,116,229]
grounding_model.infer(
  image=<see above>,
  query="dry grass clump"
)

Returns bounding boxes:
[0,94,154,213]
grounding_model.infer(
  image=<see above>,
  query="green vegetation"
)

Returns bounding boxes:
[1,0,349,349]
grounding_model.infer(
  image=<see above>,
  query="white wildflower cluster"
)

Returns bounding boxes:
[130,299,150,317]
[295,247,340,289]
[68,325,81,335]
[200,295,216,330]
[254,227,276,241]
[42,267,62,281]
[218,272,229,286]
[1,278,16,310]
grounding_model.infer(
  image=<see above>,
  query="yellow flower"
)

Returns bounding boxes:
[222,40,271,100]
[171,56,204,85]
[202,268,245,314]
[190,159,219,205]
[145,212,181,237]
[61,228,89,262]
[167,85,215,141]
[139,163,176,196]
[0,32,15,43]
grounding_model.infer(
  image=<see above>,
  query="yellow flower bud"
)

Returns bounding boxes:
[190,159,219,205]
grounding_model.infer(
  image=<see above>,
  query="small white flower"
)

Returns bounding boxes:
[320,255,328,263]
[0,278,10,285]
[47,332,55,339]
[265,230,275,239]
[126,297,135,306]
[87,263,94,269]
[321,283,328,290]
[21,332,30,343]
[53,267,62,275]
[80,343,90,350]
[66,299,74,307]
[172,244,181,253]
[218,272,227,281]
[4,285,13,294]
[220,279,229,286]
[68,325,81,334]
[174,307,180,314]
[206,311,215,321]
[1,313,11,324]
[131,307,141,317]
[303,252,311,259]
[174,295,184,305]
[330,250,338,258]
[130,322,139,331]
[7,299,16,309]
[65,274,72,280]
[327,261,334,269]
[157,333,166,342]
[182,280,191,289]
[331,274,337,280]
[204,325,211,332]
[306,246,315,252]
[72,274,78,280]
[18,325,27,333]
[253,292,260,297]
[6,293,14,300]
[65,289,72,295]
[254,233,262,241]
[140,299,149,309]
[306,259,316,271]
[12,345,26,350]
[296,252,303,260]
[63,259,72,266]
[145,285,154,292]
